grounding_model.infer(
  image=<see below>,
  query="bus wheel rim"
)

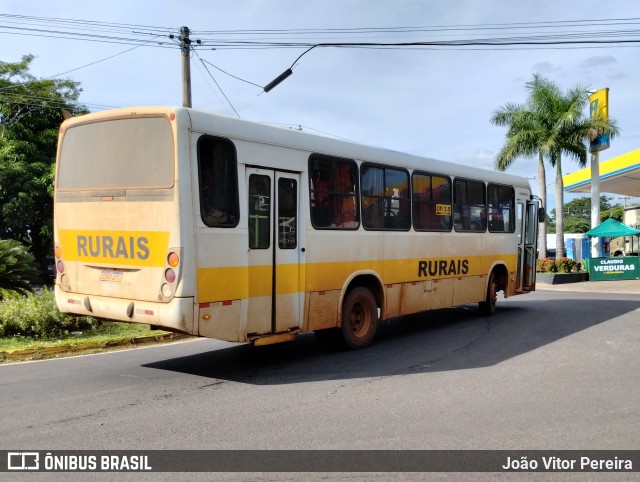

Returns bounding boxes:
[350,302,369,337]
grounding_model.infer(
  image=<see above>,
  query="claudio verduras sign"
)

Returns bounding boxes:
[589,257,640,281]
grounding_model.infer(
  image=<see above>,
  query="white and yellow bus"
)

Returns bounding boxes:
[54,107,541,349]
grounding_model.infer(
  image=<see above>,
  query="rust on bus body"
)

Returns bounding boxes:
[307,290,340,331]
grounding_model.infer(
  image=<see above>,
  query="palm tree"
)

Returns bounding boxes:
[492,74,619,258]
[0,239,41,299]
[491,79,551,257]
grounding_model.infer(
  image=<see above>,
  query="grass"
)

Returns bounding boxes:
[0,321,169,352]
[0,289,182,360]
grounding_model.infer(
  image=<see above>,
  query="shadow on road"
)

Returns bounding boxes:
[143,294,640,385]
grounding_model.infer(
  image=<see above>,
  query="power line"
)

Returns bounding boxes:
[193,50,240,118]
[5,13,640,40]
[199,59,263,90]
[0,23,164,45]
[51,34,165,77]
[4,14,640,111]
[0,93,115,112]
[3,14,640,51]
[193,57,237,118]
[0,13,171,34]
[193,36,640,51]
[192,17,640,34]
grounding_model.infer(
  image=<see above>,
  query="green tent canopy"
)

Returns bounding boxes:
[585,218,640,238]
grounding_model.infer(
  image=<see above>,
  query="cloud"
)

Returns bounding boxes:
[531,62,557,74]
[608,70,628,80]
[579,56,618,69]
[454,149,497,171]
[575,55,627,84]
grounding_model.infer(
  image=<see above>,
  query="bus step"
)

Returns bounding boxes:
[252,332,296,347]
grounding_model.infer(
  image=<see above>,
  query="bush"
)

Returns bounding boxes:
[537,257,581,273]
[537,258,557,273]
[0,239,42,299]
[0,288,99,338]
[555,257,579,273]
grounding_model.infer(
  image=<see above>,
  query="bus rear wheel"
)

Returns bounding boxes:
[479,272,497,316]
[341,287,378,349]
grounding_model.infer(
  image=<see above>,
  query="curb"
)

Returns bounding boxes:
[537,272,589,285]
[0,333,191,363]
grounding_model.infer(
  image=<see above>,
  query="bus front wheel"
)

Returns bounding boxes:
[341,287,378,349]
[479,272,497,316]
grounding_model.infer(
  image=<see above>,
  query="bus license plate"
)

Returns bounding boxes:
[100,270,122,282]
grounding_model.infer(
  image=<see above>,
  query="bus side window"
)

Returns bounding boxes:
[412,172,451,231]
[361,164,410,231]
[197,136,239,228]
[488,184,515,233]
[278,177,297,249]
[248,175,271,249]
[309,155,359,229]
[453,178,486,232]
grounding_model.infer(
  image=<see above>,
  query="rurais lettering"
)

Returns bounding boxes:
[418,259,469,277]
[77,235,150,261]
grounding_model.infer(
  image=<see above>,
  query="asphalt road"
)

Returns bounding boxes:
[1,288,639,479]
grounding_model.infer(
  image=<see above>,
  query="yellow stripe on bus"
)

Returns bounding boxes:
[196,254,517,302]
[58,229,170,267]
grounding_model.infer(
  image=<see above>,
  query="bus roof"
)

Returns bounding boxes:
[63,106,531,189]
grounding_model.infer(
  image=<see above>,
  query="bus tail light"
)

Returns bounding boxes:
[160,249,182,301]
[54,245,63,274]
[54,244,70,289]
[168,252,180,267]
[161,284,173,298]
[164,268,176,283]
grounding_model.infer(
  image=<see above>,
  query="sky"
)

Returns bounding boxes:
[2,0,640,211]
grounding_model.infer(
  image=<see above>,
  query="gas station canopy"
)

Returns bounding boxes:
[563,148,640,198]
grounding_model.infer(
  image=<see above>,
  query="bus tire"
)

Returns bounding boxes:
[479,272,497,316]
[340,287,378,349]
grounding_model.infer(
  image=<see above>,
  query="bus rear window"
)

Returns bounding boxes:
[58,117,175,190]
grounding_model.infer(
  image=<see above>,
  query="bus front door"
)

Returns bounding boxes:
[516,195,539,293]
[246,168,302,337]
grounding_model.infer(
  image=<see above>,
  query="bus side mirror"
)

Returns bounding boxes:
[537,207,546,223]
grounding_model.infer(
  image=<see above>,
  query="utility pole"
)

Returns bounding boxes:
[180,26,192,108]
[590,151,600,258]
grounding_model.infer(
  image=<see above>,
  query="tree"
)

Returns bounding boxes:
[570,195,623,222]
[491,74,619,258]
[0,239,41,299]
[601,206,624,222]
[563,216,591,233]
[491,89,550,257]
[548,195,623,234]
[532,77,619,258]
[0,55,86,274]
